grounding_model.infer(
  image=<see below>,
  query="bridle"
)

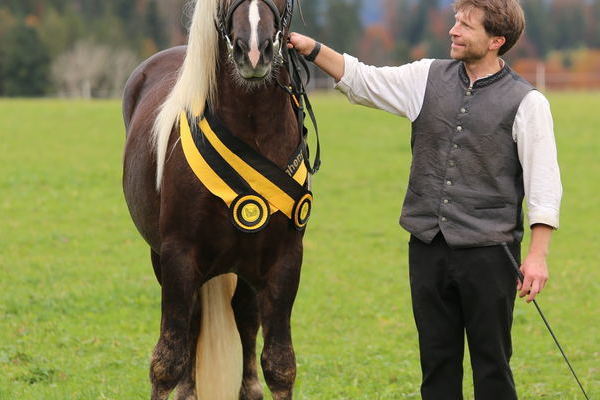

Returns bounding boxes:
[216,0,294,59]
[215,0,322,175]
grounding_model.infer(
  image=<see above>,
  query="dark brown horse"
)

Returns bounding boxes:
[122,0,309,399]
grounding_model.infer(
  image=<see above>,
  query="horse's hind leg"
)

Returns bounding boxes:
[259,256,302,400]
[150,242,200,400]
[233,278,263,400]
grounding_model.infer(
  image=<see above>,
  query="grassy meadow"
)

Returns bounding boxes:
[0,93,598,399]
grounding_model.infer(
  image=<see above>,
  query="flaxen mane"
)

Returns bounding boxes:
[152,0,230,189]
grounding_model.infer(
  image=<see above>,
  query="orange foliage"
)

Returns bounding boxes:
[428,9,449,39]
[566,49,600,88]
[141,38,159,59]
[24,14,40,28]
[135,0,149,14]
[410,43,428,61]
[361,25,395,50]
[512,49,600,90]
[0,9,17,38]
[357,25,395,65]
[512,58,541,76]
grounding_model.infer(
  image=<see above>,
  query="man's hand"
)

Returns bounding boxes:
[518,253,549,303]
[287,33,345,81]
[518,224,553,303]
[287,32,317,56]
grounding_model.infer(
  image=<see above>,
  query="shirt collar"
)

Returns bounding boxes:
[459,59,510,89]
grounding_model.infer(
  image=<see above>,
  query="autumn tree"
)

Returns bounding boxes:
[522,0,551,58]
[323,0,362,53]
[0,23,50,96]
[406,0,439,45]
[292,0,324,39]
[51,39,138,98]
[586,0,600,48]
[549,0,586,50]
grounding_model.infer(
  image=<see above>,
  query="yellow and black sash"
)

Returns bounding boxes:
[180,110,313,233]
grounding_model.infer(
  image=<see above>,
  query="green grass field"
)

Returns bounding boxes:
[1,93,598,399]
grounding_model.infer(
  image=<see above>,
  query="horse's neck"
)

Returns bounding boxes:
[215,82,290,136]
[212,55,298,165]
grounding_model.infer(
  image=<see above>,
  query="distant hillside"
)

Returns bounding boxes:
[1,0,597,97]
[361,0,455,25]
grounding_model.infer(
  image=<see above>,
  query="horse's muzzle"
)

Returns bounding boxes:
[233,37,274,80]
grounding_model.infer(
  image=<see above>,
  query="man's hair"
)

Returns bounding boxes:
[453,0,525,56]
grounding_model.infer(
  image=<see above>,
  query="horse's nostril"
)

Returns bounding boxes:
[260,39,273,60]
[235,39,249,54]
[259,39,272,52]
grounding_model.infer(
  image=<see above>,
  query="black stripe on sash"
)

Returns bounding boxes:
[204,111,308,201]
[188,114,252,195]
[285,141,306,178]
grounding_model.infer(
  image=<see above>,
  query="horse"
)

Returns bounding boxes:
[121,0,314,399]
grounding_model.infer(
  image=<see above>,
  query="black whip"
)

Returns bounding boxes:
[501,243,591,400]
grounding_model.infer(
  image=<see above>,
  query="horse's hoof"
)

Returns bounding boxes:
[240,380,264,400]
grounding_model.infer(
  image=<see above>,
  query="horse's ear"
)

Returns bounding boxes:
[281,0,297,32]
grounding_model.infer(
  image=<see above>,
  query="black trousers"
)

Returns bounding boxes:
[409,233,520,400]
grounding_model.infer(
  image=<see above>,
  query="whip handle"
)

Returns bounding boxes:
[501,243,590,400]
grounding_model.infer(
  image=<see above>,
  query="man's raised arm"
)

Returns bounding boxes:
[288,32,345,81]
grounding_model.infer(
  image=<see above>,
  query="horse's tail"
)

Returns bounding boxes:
[195,273,243,399]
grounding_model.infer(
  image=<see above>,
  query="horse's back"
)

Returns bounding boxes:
[123,46,187,132]
[122,46,187,251]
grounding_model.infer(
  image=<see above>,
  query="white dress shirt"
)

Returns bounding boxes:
[335,54,562,229]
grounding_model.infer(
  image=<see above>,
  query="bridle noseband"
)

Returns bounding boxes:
[217,0,294,59]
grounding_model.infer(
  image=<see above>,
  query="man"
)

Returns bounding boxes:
[289,0,562,399]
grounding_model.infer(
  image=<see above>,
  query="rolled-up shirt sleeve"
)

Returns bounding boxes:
[514,90,562,229]
[334,54,433,122]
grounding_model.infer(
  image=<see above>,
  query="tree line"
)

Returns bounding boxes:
[0,0,185,97]
[0,0,598,97]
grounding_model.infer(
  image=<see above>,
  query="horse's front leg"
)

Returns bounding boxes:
[233,278,263,400]
[259,250,302,400]
[150,241,200,400]
[173,293,201,400]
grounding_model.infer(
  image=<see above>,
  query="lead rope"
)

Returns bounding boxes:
[278,46,321,175]
[501,243,591,400]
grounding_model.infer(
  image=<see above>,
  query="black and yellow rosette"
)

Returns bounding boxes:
[231,194,270,233]
[180,109,313,233]
[293,193,312,230]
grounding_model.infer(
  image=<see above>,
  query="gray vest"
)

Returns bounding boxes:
[400,60,534,247]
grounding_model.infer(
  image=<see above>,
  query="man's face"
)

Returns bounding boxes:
[449,7,495,62]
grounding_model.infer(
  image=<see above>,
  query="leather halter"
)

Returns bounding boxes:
[216,0,294,59]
